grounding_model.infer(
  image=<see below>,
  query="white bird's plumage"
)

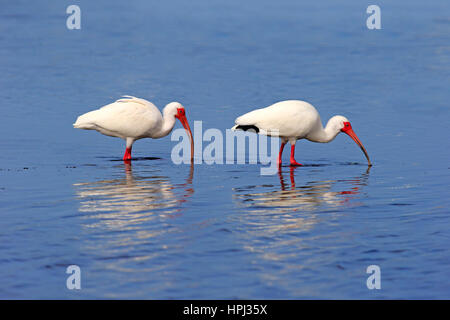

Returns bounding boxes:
[233,100,324,141]
[73,96,174,140]
[73,96,194,161]
[232,100,348,144]
[232,100,372,166]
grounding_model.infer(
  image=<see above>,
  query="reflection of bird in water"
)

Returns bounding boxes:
[232,167,370,265]
[235,166,370,214]
[74,162,194,231]
[73,163,194,279]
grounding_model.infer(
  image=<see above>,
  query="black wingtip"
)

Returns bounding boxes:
[234,125,259,133]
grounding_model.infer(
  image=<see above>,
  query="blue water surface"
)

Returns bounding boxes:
[0,0,449,299]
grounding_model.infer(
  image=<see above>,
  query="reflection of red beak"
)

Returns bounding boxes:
[175,114,194,162]
[341,122,372,166]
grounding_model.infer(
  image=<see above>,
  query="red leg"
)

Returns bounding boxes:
[123,146,132,161]
[278,142,286,166]
[290,144,302,166]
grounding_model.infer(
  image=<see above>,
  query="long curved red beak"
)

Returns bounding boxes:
[176,114,194,163]
[341,122,372,166]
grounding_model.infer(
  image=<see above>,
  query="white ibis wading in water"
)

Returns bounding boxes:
[73,96,194,161]
[232,100,371,166]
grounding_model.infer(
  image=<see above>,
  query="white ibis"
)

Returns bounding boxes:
[231,100,371,166]
[73,96,194,161]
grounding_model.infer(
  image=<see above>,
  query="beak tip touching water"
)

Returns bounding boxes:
[342,127,372,167]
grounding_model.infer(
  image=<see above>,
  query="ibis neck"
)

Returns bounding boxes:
[153,112,176,138]
[306,118,340,143]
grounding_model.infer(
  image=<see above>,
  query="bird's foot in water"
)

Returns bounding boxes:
[290,160,303,166]
[123,147,132,161]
